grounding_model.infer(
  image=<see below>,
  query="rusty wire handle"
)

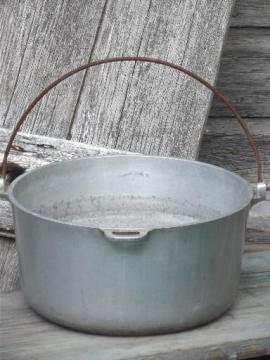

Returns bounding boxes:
[1,56,263,183]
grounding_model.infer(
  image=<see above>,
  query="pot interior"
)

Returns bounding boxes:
[9,156,253,229]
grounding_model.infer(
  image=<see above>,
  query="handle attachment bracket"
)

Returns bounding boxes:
[251,182,267,205]
[102,229,149,242]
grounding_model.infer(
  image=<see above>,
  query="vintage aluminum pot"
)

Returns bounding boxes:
[0,57,267,335]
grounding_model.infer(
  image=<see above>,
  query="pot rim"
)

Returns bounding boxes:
[8,154,253,230]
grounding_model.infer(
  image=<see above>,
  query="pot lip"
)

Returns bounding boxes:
[8,154,254,230]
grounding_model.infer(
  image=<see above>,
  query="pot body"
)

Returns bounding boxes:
[9,156,252,335]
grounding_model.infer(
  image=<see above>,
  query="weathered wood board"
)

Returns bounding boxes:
[1,0,269,157]
[211,1,270,118]
[211,57,270,118]
[1,2,270,160]
[2,0,269,135]
[199,118,270,183]
[0,237,19,292]
[68,1,233,158]
[1,251,270,360]
[1,1,269,174]
[224,29,270,59]
[0,0,106,138]
[231,0,270,27]
[0,0,234,159]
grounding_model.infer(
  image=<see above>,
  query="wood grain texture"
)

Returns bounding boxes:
[1,1,269,150]
[1,251,270,360]
[213,60,270,118]
[200,118,270,183]
[211,57,270,118]
[3,2,270,149]
[211,7,270,118]
[0,237,19,292]
[210,26,270,117]
[223,28,270,59]
[245,242,270,253]
[69,0,234,158]
[0,1,35,123]
[0,0,106,137]
[0,0,234,159]
[231,0,270,27]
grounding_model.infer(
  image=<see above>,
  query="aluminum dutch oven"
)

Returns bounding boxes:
[0,57,267,335]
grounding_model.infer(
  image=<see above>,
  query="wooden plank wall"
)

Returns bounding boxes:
[0,0,234,160]
[0,1,268,181]
[201,0,270,184]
